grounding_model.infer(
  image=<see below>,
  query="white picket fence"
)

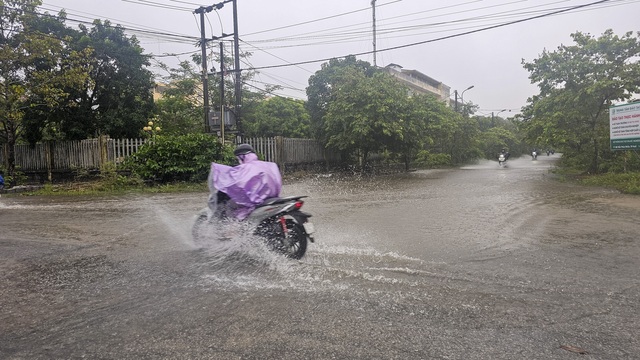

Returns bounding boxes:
[241,137,328,164]
[1,136,333,173]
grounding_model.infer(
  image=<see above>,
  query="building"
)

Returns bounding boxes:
[383,64,451,105]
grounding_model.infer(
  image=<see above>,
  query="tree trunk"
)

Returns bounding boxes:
[590,137,599,174]
[6,123,16,187]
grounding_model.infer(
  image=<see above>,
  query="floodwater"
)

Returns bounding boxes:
[1,154,639,359]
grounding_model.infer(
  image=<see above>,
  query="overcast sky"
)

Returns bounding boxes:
[39,0,640,117]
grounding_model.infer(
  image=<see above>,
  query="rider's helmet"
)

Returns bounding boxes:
[234,144,255,156]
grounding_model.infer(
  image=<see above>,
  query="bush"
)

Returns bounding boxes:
[122,134,235,182]
[580,172,640,194]
[415,150,452,167]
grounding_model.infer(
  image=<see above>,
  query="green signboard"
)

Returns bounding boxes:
[610,103,640,150]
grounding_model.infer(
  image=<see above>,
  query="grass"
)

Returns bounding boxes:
[11,180,209,197]
[577,172,640,194]
[6,170,315,197]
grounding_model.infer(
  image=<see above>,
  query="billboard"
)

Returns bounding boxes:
[610,102,640,150]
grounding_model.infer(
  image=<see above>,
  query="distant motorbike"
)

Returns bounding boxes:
[498,154,507,167]
[192,191,315,259]
[532,151,538,160]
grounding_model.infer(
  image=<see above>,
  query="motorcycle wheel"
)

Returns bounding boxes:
[273,219,308,259]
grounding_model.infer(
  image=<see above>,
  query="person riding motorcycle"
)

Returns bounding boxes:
[498,148,510,161]
[207,144,282,220]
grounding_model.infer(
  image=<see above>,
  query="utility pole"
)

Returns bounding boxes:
[454,90,458,112]
[232,0,242,136]
[220,42,225,141]
[371,0,377,67]
[194,1,240,137]
[195,6,212,133]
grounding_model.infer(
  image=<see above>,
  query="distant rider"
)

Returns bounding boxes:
[207,144,282,220]
[498,148,510,161]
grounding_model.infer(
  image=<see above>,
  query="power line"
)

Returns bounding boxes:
[242,0,402,37]
[241,0,634,49]
[121,0,194,12]
[242,0,614,72]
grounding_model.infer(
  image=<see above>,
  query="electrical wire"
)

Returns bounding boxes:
[241,0,617,71]
[121,0,194,12]
[242,0,403,37]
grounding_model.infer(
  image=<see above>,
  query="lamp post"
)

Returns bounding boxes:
[454,85,474,112]
[460,85,474,107]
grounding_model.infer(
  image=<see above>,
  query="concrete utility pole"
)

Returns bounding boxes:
[195,6,212,133]
[232,0,242,136]
[220,42,225,141]
[454,90,458,112]
[194,0,241,136]
[371,0,377,67]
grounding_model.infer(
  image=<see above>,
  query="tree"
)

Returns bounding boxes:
[243,97,311,138]
[322,69,409,164]
[391,93,452,170]
[72,20,155,139]
[306,56,375,143]
[27,16,155,141]
[0,0,91,182]
[478,127,521,160]
[153,61,205,135]
[522,30,640,173]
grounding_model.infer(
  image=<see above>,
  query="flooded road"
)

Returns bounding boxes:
[1,155,639,359]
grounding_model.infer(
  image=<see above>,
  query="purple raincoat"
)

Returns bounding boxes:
[208,153,282,220]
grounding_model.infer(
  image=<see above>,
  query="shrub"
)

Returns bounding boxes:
[415,150,452,167]
[122,134,235,182]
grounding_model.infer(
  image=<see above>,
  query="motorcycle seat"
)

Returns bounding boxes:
[259,196,308,207]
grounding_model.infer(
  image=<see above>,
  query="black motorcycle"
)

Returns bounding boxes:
[193,192,315,259]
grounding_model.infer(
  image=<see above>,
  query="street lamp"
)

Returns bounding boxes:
[143,120,161,139]
[492,109,507,122]
[454,85,474,112]
[460,85,474,106]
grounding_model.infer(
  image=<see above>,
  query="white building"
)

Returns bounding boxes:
[384,64,451,105]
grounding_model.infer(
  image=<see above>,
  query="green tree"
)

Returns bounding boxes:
[306,56,375,143]
[323,70,409,164]
[0,0,91,181]
[153,61,205,135]
[522,30,640,173]
[155,51,265,137]
[391,93,453,170]
[243,96,311,138]
[74,20,155,139]
[28,16,155,141]
[478,127,521,159]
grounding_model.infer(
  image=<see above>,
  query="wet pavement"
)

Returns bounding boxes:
[1,154,639,359]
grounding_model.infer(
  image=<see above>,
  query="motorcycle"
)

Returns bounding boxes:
[532,151,538,160]
[498,154,507,167]
[192,191,315,259]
